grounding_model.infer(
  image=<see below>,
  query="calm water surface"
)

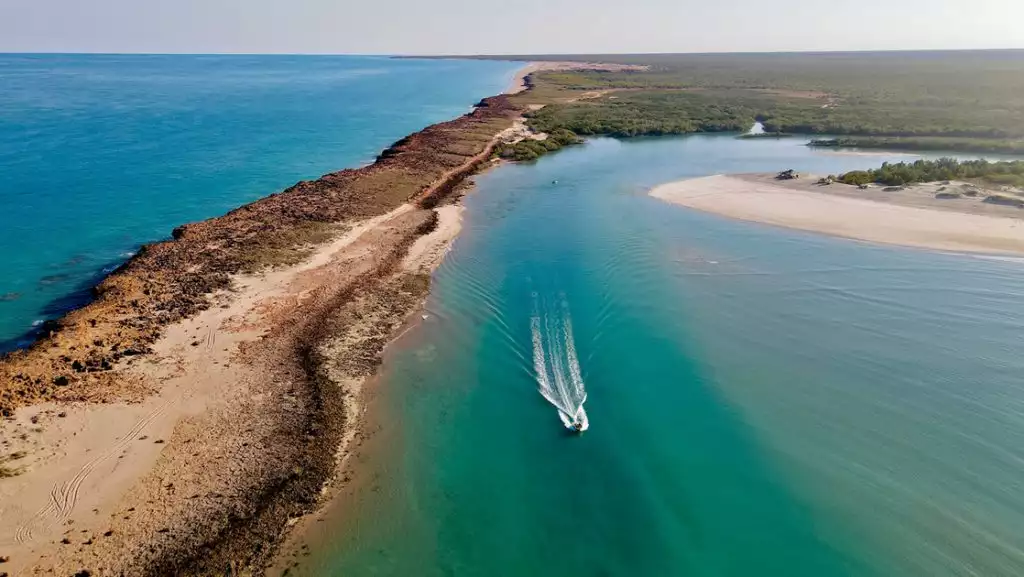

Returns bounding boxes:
[0,54,520,349]
[301,136,1024,576]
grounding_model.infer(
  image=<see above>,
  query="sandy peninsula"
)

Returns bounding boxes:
[0,60,614,576]
[651,174,1024,255]
[0,89,516,577]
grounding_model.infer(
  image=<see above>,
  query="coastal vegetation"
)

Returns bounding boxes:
[501,51,1024,155]
[495,128,582,161]
[837,158,1024,188]
[525,90,757,137]
[809,137,1024,155]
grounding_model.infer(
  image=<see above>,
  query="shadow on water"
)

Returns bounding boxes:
[0,256,128,354]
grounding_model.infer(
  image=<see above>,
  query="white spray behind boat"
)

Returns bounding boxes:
[531,293,589,432]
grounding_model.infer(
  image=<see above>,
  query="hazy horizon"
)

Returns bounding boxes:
[2,48,1024,57]
[2,0,1020,55]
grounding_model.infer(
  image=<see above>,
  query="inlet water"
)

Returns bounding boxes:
[301,135,1024,577]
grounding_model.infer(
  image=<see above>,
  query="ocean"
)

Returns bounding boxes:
[299,136,1024,576]
[0,54,521,350]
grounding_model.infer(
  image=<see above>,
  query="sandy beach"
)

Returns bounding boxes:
[651,174,1024,255]
[0,200,455,575]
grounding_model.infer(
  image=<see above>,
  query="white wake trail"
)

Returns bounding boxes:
[562,307,586,405]
[531,316,554,405]
[531,295,589,431]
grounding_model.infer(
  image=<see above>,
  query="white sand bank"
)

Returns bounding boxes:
[651,175,1024,255]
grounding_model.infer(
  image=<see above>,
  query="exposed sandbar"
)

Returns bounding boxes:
[651,174,1024,255]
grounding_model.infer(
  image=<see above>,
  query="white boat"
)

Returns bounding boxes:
[560,406,589,433]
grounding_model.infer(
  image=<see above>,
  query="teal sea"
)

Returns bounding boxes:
[0,54,521,349]
[301,136,1024,576]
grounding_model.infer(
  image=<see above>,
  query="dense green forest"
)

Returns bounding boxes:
[526,91,758,137]
[504,51,1024,143]
[837,158,1024,188]
[810,137,1024,155]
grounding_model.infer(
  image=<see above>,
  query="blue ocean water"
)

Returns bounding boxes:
[0,54,521,350]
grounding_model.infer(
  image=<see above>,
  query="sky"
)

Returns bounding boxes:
[1,0,1020,54]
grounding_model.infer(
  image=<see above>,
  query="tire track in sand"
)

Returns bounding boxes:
[15,318,224,544]
[14,401,172,543]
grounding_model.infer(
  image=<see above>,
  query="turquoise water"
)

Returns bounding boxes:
[0,54,521,350]
[304,136,1024,576]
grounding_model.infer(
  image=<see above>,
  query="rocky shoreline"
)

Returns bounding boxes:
[0,87,524,575]
[0,93,520,415]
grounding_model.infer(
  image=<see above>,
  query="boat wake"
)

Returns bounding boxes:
[531,294,589,432]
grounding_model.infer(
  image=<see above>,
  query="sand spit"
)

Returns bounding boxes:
[403,204,465,273]
[2,204,443,576]
[0,95,521,577]
[0,89,521,415]
[651,174,1024,255]
[0,59,633,574]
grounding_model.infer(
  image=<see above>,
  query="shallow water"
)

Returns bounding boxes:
[0,54,520,349]
[302,135,1024,576]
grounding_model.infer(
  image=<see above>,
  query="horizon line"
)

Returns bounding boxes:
[1,47,1023,58]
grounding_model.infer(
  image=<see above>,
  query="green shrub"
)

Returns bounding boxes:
[839,171,874,186]
[839,158,1024,187]
[496,129,583,162]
